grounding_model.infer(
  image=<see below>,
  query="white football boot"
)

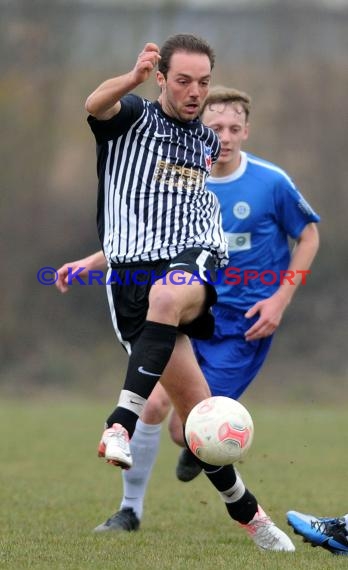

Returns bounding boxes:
[240,505,295,551]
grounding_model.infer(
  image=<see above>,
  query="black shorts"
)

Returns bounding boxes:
[106,247,218,351]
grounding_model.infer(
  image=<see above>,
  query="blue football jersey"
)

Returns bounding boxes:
[206,152,320,310]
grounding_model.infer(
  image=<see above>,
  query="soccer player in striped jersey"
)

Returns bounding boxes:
[85,35,228,469]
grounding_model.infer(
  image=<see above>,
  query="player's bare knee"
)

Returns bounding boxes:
[148,287,180,323]
[141,392,171,424]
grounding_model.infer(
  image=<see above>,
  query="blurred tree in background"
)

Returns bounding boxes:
[1,0,347,401]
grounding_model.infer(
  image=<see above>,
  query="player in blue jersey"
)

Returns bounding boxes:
[191,84,320,401]
[172,85,320,479]
[56,84,319,550]
[287,511,348,555]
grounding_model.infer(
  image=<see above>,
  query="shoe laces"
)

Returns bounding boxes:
[107,425,129,452]
[312,518,348,539]
[246,513,273,534]
[242,506,271,533]
[246,516,282,549]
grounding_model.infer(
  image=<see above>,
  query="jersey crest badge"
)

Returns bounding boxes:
[204,145,212,172]
[233,201,251,219]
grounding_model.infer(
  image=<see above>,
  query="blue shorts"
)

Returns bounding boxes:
[192,305,273,399]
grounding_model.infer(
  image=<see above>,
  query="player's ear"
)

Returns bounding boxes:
[243,122,250,141]
[156,71,166,90]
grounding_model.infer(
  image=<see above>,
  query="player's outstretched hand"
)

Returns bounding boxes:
[55,251,107,294]
[55,260,86,294]
[55,262,75,294]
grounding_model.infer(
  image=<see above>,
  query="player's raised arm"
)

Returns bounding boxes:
[85,43,161,120]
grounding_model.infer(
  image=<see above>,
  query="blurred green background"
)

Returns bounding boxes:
[1,0,347,403]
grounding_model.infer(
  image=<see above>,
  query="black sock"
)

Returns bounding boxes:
[124,321,177,394]
[203,462,238,488]
[225,489,258,524]
[201,457,258,523]
[183,436,238,490]
[106,321,177,435]
[184,437,258,524]
[106,407,139,435]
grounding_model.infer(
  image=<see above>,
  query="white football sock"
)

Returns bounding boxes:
[120,419,161,520]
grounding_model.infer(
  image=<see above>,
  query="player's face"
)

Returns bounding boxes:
[157,51,211,122]
[202,102,249,168]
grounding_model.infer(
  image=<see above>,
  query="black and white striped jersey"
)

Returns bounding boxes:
[88,94,228,267]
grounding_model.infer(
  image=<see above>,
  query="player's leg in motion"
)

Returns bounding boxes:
[99,268,207,468]
[98,320,177,468]
[95,384,171,532]
[162,335,295,552]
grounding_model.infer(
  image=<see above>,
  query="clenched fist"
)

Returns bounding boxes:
[131,42,161,84]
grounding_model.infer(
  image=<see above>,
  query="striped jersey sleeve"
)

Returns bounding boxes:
[87,95,228,267]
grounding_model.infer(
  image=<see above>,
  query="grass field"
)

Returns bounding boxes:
[1,398,347,569]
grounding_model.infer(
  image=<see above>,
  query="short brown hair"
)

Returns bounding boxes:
[202,86,252,120]
[158,34,215,78]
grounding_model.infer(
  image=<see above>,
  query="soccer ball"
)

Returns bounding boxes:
[185,396,254,466]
